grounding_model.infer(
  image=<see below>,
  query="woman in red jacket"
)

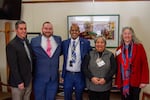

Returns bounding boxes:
[115,27,149,100]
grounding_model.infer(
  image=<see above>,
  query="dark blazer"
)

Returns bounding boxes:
[115,43,149,88]
[61,37,91,78]
[31,35,62,82]
[6,36,32,87]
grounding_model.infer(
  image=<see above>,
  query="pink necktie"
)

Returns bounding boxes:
[46,39,51,57]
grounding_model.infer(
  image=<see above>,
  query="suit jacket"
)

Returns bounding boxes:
[61,37,91,78]
[115,43,149,88]
[6,36,32,87]
[31,35,62,82]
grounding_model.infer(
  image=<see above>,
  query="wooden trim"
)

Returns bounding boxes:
[22,0,149,3]
[4,22,11,89]
[5,22,11,45]
[0,81,10,87]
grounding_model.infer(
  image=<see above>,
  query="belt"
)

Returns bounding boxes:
[66,71,81,74]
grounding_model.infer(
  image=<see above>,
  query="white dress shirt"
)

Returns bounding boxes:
[41,35,58,57]
[66,37,81,72]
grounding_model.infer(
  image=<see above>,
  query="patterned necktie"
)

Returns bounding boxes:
[23,41,31,62]
[46,39,51,57]
[71,41,76,63]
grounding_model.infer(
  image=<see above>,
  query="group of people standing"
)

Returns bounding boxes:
[6,20,149,100]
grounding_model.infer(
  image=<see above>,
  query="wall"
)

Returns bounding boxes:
[0,21,7,91]
[0,21,16,91]
[21,1,150,63]
[21,0,150,75]
[0,1,150,97]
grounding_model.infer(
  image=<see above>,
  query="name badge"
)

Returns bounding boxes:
[96,58,105,67]
[116,49,121,56]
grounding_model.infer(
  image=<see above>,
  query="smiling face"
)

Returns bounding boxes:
[95,37,106,52]
[70,24,80,40]
[122,28,132,45]
[16,23,27,39]
[42,22,53,38]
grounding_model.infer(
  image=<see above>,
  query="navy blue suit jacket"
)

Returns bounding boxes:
[31,35,62,82]
[61,37,91,78]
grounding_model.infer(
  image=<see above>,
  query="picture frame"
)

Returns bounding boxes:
[67,15,120,48]
[27,32,41,43]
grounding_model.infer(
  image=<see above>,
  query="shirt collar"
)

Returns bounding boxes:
[42,35,53,41]
[71,37,79,43]
[16,35,26,42]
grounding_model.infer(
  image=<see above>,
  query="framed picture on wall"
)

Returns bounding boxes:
[67,15,120,48]
[27,32,41,43]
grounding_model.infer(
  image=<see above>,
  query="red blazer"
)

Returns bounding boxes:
[115,43,149,88]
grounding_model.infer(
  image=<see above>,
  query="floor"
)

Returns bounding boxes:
[2,90,150,100]
[0,91,11,100]
[56,91,121,100]
[0,91,121,100]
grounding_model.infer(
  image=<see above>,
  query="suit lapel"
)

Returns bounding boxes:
[131,43,137,63]
[37,36,48,56]
[15,37,32,61]
[52,36,59,54]
[65,39,70,59]
[79,38,84,59]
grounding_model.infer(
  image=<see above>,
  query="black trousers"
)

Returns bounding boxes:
[121,86,141,100]
[88,90,110,100]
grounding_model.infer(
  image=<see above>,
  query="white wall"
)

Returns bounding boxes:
[21,1,150,63]
[0,1,150,97]
[0,21,7,91]
[21,0,150,75]
[0,20,16,92]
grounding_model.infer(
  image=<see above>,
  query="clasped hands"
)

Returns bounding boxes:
[91,77,106,85]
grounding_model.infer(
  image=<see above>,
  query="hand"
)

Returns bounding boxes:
[98,78,106,85]
[140,83,147,88]
[60,77,64,83]
[18,83,25,90]
[91,77,100,85]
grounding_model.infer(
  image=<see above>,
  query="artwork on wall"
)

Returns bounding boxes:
[27,32,40,43]
[67,15,120,48]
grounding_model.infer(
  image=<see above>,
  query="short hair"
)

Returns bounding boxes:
[94,36,107,45]
[120,26,140,44]
[70,23,80,31]
[15,20,26,29]
[42,21,52,27]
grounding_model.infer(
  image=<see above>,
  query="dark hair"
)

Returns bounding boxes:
[70,23,80,31]
[42,21,52,27]
[15,20,26,29]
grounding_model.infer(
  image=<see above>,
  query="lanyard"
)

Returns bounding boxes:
[71,40,79,51]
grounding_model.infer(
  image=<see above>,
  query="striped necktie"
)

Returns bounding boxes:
[71,41,76,63]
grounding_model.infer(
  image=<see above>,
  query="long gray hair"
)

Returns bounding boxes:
[120,26,141,45]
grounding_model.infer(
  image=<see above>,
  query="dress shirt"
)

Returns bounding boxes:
[66,37,81,72]
[41,35,58,57]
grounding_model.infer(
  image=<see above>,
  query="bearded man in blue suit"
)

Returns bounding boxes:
[61,24,92,100]
[31,22,62,100]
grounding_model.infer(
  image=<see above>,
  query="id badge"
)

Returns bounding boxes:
[116,49,121,56]
[96,58,105,67]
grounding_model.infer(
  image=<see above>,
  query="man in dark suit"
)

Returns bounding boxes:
[6,20,32,100]
[31,21,62,100]
[61,23,91,100]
